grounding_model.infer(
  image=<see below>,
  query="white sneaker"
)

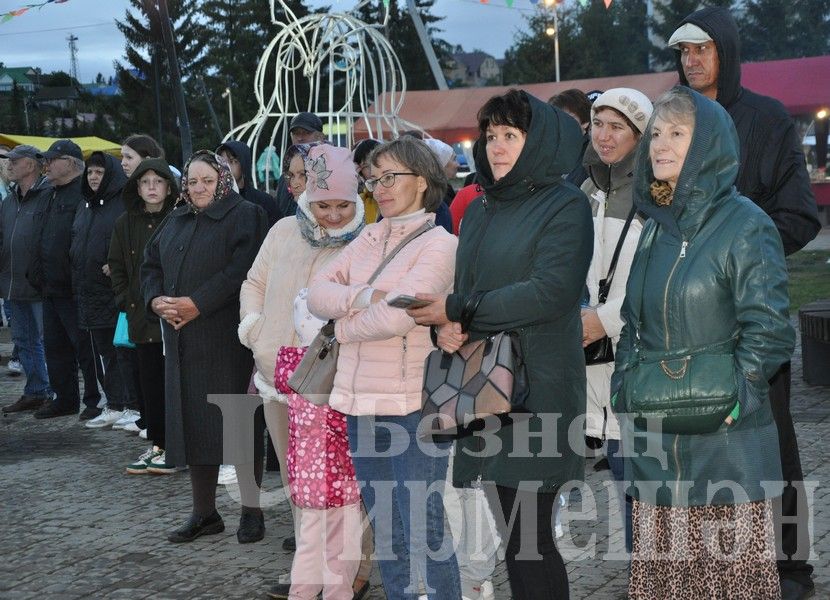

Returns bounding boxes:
[7,359,22,374]
[85,407,124,429]
[123,421,141,434]
[139,428,148,439]
[217,464,237,485]
[112,408,140,430]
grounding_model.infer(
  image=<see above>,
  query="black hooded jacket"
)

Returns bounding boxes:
[108,158,177,343]
[217,140,280,227]
[70,152,127,329]
[34,174,84,298]
[675,6,820,255]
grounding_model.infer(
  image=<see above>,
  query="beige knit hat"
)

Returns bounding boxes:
[591,88,654,135]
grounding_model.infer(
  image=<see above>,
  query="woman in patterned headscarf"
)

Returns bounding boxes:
[141,150,269,544]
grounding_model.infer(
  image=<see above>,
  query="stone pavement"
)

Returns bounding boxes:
[1,325,828,599]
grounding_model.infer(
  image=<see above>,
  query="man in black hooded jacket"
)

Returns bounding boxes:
[669,7,820,599]
[216,140,280,228]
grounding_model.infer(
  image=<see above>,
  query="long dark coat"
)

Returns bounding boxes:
[449,92,593,492]
[140,192,267,465]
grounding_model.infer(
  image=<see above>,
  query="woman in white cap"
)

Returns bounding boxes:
[580,87,653,552]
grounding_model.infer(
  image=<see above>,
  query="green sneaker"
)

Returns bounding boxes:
[146,450,176,475]
[126,447,162,474]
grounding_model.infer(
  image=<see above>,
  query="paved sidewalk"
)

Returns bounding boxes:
[1,327,828,599]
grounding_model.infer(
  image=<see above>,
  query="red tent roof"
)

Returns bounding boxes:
[356,56,830,144]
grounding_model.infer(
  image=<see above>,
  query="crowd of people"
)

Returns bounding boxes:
[0,7,823,600]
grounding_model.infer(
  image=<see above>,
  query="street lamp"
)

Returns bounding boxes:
[544,0,561,82]
[222,87,234,132]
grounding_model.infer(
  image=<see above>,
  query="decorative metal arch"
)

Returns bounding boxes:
[230,0,422,191]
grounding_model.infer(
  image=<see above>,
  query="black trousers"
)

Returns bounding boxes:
[116,346,143,420]
[769,362,814,584]
[135,342,165,448]
[484,484,569,599]
[43,297,102,411]
[90,327,129,411]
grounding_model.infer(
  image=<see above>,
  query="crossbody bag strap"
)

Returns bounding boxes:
[366,221,435,285]
[598,204,637,303]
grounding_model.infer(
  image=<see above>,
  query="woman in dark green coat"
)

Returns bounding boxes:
[411,89,593,599]
[612,87,794,599]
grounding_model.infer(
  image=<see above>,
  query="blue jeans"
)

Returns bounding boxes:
[606,439,632,552]
[347,412,461,600]
[7,300,51,398]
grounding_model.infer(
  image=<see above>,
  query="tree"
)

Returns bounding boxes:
[115,0,206,162]
[649,0,734,71]
[741,0,830,61]
[355,0,452,91]
[502,0,650,85]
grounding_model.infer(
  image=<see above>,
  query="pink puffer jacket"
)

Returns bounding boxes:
[307,212,457,416]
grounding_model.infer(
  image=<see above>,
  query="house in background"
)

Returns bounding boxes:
[0,67,40,92]
[444,51,503,88]
[33,86,81,110]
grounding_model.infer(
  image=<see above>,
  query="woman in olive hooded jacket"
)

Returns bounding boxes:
[109,158,177,473]
[411,89,593,599]
[612,87,794,599]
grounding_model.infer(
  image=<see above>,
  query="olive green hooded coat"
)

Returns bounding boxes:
[612,89,794,507]
[448,91,593,491]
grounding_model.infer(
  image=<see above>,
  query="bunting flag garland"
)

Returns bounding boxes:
[1,0,69,24]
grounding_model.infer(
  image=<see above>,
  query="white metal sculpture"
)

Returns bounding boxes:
[231,0,421,191]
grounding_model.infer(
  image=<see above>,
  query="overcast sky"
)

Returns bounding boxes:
[0,0,536,82]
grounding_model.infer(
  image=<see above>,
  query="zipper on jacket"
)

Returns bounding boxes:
[401,336,408,380]
[662,240,688,349]
[7,200,21,300]
[673,434,682,501]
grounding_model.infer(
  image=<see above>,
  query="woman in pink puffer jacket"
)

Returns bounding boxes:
[307,137,461,600]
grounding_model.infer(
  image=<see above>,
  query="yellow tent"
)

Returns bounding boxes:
[0,134,122,159]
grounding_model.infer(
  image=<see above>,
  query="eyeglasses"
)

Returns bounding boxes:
[364,172,416,192]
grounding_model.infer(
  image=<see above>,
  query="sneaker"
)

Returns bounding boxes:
[112,409,140,430]
[6,359,22,375]
[79,406,102,421]
[2,394,48,414]
[217,464,237,485]
[123,421,141,434]
[126,447,162,474]
[146,451,176,474]
[85,407,124,429]
[139,428,148,439]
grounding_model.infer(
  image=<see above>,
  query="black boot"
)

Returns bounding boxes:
[167,511,224,543]
[237,508,265,543]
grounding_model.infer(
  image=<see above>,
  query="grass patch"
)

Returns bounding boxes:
[787,250,830,313]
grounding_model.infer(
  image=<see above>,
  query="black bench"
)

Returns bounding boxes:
[799,299,830,386]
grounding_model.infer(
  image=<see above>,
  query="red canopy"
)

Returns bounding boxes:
[356,56,830,144]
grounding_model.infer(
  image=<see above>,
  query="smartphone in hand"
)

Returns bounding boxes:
[386,295,431,310]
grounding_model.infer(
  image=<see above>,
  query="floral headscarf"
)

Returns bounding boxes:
[180,150,236,212]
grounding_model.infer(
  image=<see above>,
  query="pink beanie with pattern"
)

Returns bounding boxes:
[304,144,359,203]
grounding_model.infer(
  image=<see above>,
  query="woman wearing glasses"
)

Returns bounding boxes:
[307,137,461,600]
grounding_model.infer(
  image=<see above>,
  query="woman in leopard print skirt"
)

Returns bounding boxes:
[611,87,794,599]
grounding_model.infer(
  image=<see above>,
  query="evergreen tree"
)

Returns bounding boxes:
[649,0,734,71]
[115,0,206,163]
[741,0,830,61]
[355,0,452,91]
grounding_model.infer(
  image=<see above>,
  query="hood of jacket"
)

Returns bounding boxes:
[582,140,640,197]
[633,88,740,241]
[82,152,127,206]
[217,140,253,190]
[122,157,179,215]
[675,6,742,108]
[473,91,583,202]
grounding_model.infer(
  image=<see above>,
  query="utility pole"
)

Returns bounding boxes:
[67,34,80,84]
[405,0,448,90]
[156,0,192,163]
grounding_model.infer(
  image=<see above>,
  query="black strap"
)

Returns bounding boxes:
[366,221,434,286]
[598,205,637,303]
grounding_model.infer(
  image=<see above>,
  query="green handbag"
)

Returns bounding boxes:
[620,338,738,434]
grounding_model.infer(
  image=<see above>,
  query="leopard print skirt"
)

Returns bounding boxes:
[629,499,780,600]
